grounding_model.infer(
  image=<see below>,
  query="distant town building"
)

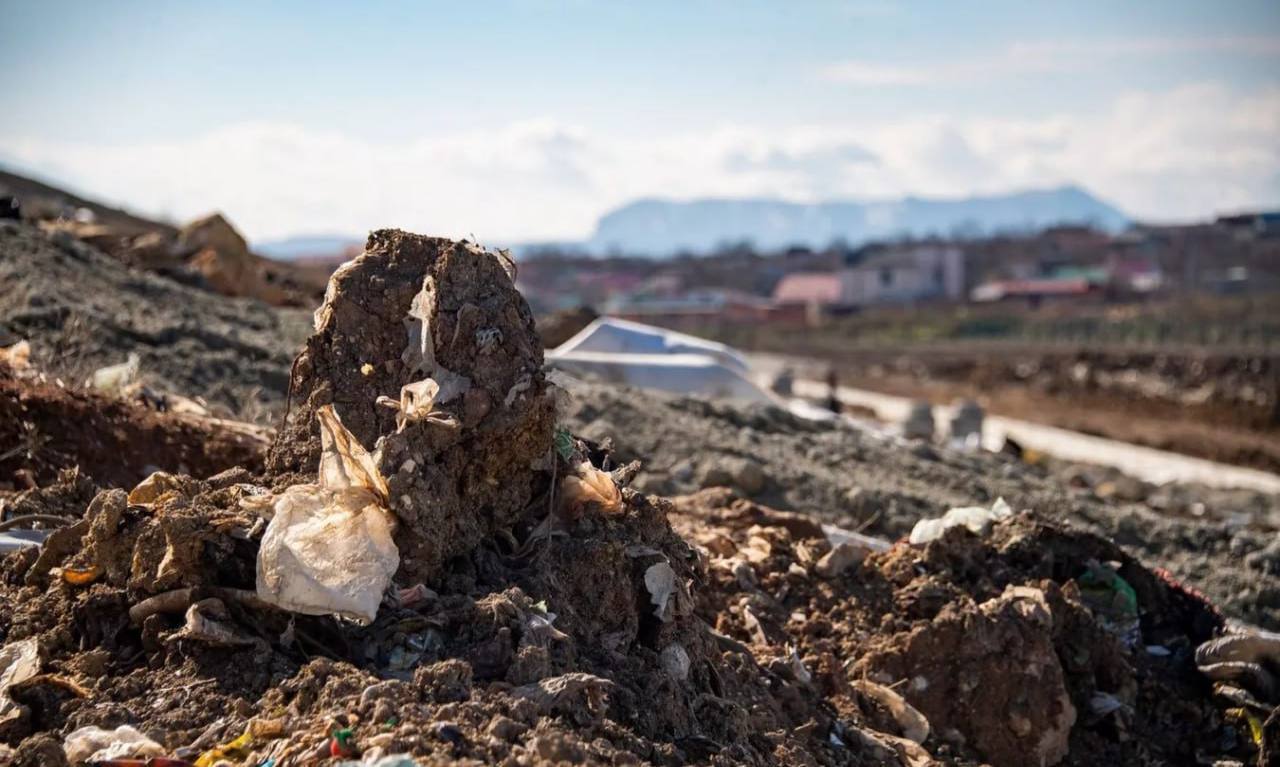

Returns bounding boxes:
[602,288,774,327]
[771,245,965,311]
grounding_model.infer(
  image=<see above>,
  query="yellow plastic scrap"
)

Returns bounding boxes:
[61,566,101,586]
[194,727,255,767]
[1226,707,1265,748]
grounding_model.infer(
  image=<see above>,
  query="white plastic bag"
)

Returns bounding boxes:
[0,638,38,727]
[908,497,1013,545]
[63,724,164,763]
[256,405,398,624]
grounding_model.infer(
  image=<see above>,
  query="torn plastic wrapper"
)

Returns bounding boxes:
[402,276,470,404]
[255,404,398,624]
[560,461,622,519]
[0,638,39,727]
[62,724,166,763]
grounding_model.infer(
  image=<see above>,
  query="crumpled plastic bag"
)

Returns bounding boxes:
[86,352,140,393]
[255,404,398,624]
[63,724,165,763]
[402,278,470,403]
[0,638,38,727]
[908,497,1012,545]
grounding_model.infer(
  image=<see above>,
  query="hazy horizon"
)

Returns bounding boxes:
[2,0,1277,243]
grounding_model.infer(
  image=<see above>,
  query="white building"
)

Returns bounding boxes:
[839,245,965,306]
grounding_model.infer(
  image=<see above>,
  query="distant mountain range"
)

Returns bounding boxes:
[253,185,1128,260]
[582,185,1130,256]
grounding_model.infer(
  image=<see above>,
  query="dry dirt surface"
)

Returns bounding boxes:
[560,379,1280,633]
[0,229,1274,765]
[0,221,311,421]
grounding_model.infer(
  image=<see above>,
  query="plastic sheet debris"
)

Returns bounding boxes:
[0,339,31,372]
[63,724,165,763]
[376,378,457,431]
[560,462,622,518]
[1196,626,1280,703]
[193,725,256,766]
[87,352,141,393]
[852,679,930,744]
[0,638,39,727]
[256,404,398,624]
[643,561,690,623]
[1078,561,1141,648]
[547,318,773,404]
[401,278,471,404]
[0,529,49,555]
[814,525,889,577]
[908,497,1012,545]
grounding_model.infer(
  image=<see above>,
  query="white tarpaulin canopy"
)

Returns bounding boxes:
[547,318,773,404]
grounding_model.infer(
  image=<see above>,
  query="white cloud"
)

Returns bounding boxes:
[821,35,1280,86]
[1,83,1277,241]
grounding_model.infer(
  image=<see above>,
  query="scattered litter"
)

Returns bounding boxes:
[814,540,873,578]
[1196,626,1280,702]
[0,339,31,372]
[194,725,257,767]
[0,638,38,726]
[0,530,49,554]
[255,404,398,623]
[908,497,1012,544]
[401,278,471,403]
[60,564,101,586]
[560,461,622,518]
[643,561,689,623]
[87,352,141,393]
[1089,691,1126,716]
[376,377,457,431]
[63,724,165,763]
[852,679,930,744]
[1078,561,1141,648]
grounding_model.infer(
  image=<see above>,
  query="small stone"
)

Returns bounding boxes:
[661,643,691,681]
[434,721,464,744]
[487,715,527,742]
[814,542,870,578]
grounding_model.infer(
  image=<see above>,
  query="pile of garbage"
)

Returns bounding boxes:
[0,230,1275,765]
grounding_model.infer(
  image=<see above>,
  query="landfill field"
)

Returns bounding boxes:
[1,219,1280,766]
[700,327,1280,476]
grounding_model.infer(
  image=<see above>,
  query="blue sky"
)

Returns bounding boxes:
[2,0,1278,242]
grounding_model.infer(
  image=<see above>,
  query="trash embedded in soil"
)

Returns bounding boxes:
[0,226,1274,766]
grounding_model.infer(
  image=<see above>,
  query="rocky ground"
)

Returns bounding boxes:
[0,222,1276,765]
[0,220,312,421]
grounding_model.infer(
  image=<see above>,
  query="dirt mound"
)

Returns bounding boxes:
[0,221,311,420]
[0,231,867,764]
[269,229,555,582]
[561,379,1280,633]
[671,489,1234,765]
